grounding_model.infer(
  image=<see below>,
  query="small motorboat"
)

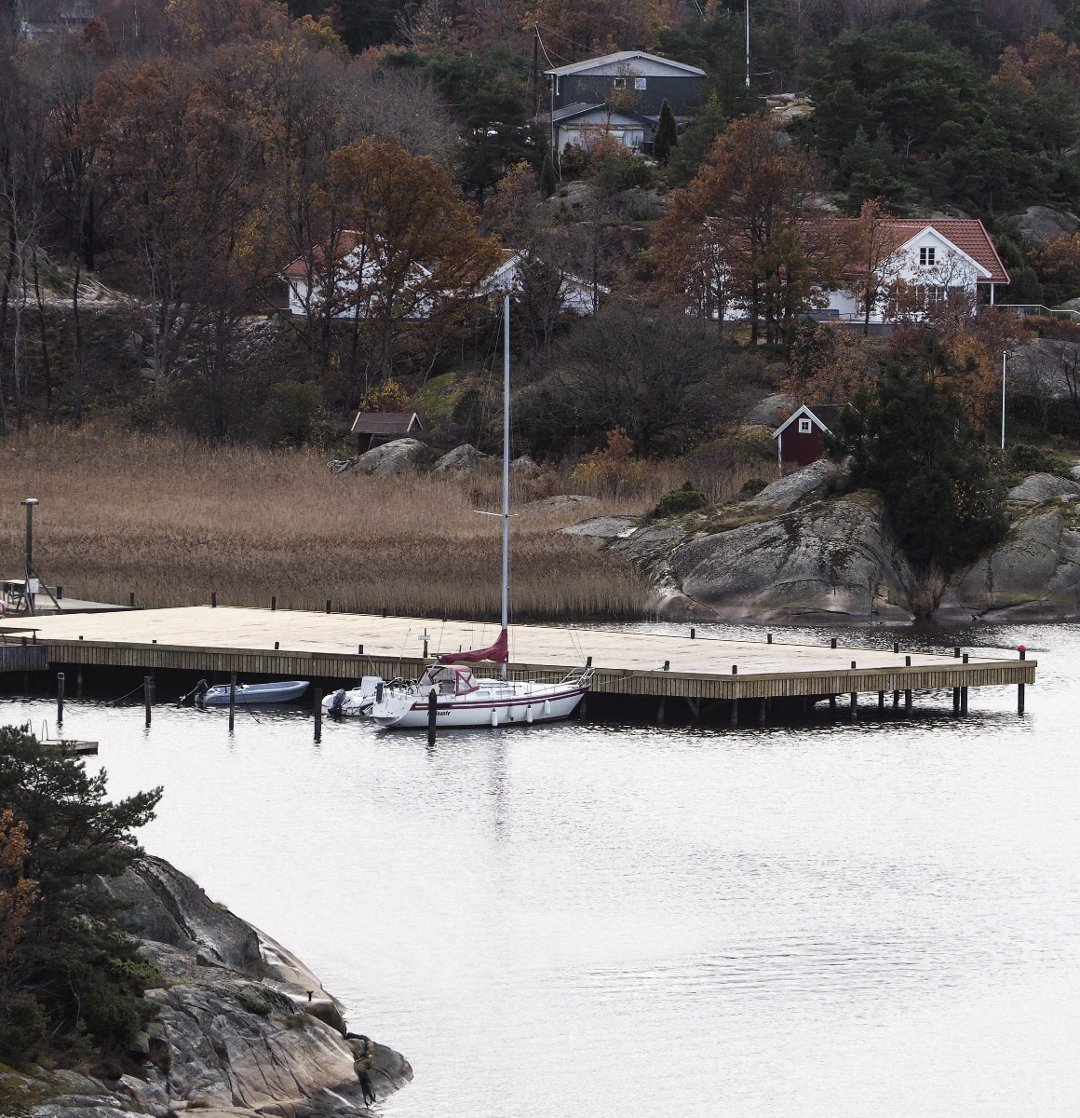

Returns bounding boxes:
[184,679,310,707]
[322,676,384,717]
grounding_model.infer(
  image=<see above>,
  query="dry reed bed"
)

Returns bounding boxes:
[0,429,656,621]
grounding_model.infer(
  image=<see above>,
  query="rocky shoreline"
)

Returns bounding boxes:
[565,460,1080,626]
[0,857,410,1118]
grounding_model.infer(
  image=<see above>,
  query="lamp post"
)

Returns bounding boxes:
[1000,351,1007,451]
[21,497,38,616]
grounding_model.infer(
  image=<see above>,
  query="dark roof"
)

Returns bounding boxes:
[350,411,423,436]
[544,50,706,78]
[771,403,849,438]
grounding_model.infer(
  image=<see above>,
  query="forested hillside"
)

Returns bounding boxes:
[4,0,1080,462]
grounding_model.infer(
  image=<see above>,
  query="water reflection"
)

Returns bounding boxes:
[1,622,1077,1117]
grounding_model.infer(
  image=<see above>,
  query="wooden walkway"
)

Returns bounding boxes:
[0,605,1035,707]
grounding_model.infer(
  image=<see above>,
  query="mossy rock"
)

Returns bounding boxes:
[652,481,708,519]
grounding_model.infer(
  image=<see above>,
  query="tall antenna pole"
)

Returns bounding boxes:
[745,0,751,89]
[501,295,511,682]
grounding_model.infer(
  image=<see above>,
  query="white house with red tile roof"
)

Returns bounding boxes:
[476,248,604,316]
[281,232,434,319]
[819,216,1011,324]
[283,236,602,318]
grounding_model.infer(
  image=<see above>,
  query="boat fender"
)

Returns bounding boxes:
[490,708,498,727]
[526,706,533,724]
[543,699,551,716]
[375,681,384,704]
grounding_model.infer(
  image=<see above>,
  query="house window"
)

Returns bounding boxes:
[634,77,647,90]
[613,77,626,89]
[798,418,812,434]
[916,285,948,308]
[919,246,936,266]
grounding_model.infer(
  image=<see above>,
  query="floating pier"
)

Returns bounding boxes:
[0,605,1035,721]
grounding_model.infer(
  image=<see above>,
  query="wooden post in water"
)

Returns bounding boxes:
[892,689,899,708]
[1017,645,1026,713]
[76,665,83,698]
[313,688,322,743]
[960,687,968,715]
[877,690,885,713]
[952,687,960,715]
[271,596,277,610]
[427,688,438,745]
[904,689,912,716]
[758,698,767,726]
[56,672,64,726]
[729,699,738,728]
[850,691,858,720]
[228,672,237,732]
[144,675,152,727]
[211,591,217,608]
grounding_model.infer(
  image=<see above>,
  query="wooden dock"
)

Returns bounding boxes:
[0,605,1035,717]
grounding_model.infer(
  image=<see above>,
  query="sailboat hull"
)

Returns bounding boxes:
[370,680,588,729]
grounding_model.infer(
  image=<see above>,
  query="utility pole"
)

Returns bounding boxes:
[745,0,751,89]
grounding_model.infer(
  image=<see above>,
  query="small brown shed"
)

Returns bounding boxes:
[350,411,424,454]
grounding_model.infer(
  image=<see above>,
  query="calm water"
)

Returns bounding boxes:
[3,622,1077,1117]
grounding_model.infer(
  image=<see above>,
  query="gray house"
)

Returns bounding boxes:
[543,50,706,155]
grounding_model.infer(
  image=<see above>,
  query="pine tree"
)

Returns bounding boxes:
[0,727,162,1064]
[653,99,678,165]
[540,148,556,197]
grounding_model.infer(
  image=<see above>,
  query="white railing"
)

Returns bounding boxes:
[995,304,1080,322]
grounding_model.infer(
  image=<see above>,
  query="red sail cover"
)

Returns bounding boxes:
[437,628,508,664]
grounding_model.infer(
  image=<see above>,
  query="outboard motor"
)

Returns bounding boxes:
[375,681,384,705]
[330,688,346,715]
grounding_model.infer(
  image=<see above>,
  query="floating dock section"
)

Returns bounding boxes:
[0,606,1035,721]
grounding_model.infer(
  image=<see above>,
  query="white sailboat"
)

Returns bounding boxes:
[369,297,593,731]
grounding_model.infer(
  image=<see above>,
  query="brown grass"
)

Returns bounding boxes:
[0,427,670,621]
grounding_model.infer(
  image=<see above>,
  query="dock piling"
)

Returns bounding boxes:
[144,675,152,727]
[271,596,277,611]
[1018,645,1027,713]
[427,689,437,745]
[313,688,322,742]
[57,671,64,725]
[228,672,236,732]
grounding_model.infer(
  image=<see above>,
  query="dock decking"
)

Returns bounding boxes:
[0,605,1035,709]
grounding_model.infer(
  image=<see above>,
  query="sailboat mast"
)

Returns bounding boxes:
[501,294,511,682]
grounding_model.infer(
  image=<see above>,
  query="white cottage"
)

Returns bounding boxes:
[819,216,1011,323]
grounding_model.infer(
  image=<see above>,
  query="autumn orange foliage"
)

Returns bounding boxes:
[0,809,38,967]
